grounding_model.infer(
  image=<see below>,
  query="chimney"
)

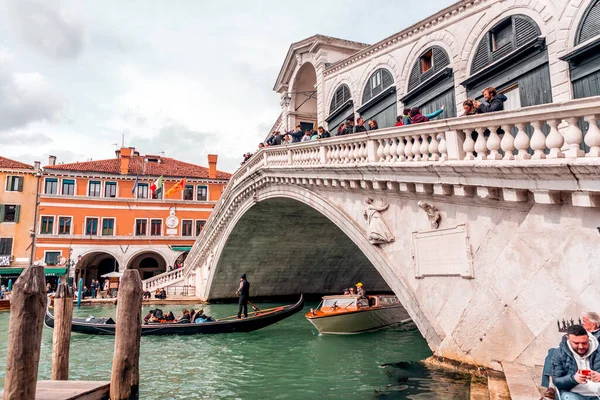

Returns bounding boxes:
[48,155,56,166]
[120,147,132,175]
[34,161,41,172]
[208,154,218,179]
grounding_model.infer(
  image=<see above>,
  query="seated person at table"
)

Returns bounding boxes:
[552,324,600,399]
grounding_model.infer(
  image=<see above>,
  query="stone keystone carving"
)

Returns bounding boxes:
[363,198,395,245]
[418,201,441,229]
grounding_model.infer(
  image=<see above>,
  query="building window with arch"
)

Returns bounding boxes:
[462,15,550,109]
[325,84,354,135]
[402,46,455,120]
[561,0,600,99]
[358,68,396,129]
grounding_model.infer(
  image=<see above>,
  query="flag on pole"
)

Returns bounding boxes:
[131,175,139,195]
[165,178,186,198]
[150,176,163,196]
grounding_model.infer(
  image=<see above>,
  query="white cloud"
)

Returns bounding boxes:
[0,47,64,130]
[6,0,84,59]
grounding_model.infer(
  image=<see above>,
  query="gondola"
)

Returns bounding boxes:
[44,295,304,336]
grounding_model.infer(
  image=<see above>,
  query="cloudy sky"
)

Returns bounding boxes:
[0,0,455,173]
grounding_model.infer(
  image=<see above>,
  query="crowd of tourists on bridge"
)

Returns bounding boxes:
[143,307,214,324]
[240,86,507,165]
[541,311,600,399]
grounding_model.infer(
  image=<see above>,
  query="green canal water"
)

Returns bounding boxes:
[0,302,472,399]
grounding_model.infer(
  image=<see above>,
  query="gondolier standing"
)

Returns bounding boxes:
[236,273,250,319]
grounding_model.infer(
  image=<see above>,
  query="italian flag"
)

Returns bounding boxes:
[150,176,163,196]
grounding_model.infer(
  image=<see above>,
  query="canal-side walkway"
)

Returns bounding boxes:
[73,296,206,306]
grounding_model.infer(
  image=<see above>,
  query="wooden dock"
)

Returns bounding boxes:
[0,380,110,400]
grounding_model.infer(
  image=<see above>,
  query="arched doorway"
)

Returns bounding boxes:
[290,63,317,132]
[76,251,119,287]
[127,251,167,280]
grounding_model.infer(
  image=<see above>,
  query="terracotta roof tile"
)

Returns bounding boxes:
[0,156,34,170]
[44,156,231,180]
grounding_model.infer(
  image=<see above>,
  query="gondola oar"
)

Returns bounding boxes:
[248,300,261,312]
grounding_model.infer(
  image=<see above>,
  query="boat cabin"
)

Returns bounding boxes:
[316,294,399,313]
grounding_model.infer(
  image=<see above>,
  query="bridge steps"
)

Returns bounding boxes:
[487,371,512,400]
[469,376,490,400]
[501,362,544,400]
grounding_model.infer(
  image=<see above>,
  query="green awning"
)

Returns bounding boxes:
[170,246,192,252]
[0,268,24,276]
[0,267,67,277]
[44,267,68,276]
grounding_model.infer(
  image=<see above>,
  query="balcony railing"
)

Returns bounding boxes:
[144,268,185,290]
[182,97,600,280]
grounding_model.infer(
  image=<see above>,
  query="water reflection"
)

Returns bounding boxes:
[0,302,472,399]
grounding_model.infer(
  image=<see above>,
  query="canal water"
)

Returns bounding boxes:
[0,302,472,399]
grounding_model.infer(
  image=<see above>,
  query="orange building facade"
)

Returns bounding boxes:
[0,157,41,269]
[35,148,230,288]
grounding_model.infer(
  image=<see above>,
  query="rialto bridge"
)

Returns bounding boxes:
[143,97,600,370]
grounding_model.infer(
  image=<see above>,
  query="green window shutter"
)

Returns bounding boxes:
[14,205,20,223]
[0,205,4,223]
[17,177,23,192]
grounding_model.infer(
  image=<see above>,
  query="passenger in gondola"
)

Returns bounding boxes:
[144,311,154,323]
[189,309,196,322]
[178,309,191,324]
[165,311,175,322]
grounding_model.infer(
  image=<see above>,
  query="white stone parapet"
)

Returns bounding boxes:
[154,97,600,292]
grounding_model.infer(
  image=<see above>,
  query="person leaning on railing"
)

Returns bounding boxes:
[473,86,507,114]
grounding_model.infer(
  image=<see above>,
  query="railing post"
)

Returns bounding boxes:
[444,130,465,160]
[287,149,293,165]
[366,139,377,162]
[319,145,327,164]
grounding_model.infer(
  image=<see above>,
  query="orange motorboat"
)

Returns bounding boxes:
[305,294,411,334]
[0,299,10,311]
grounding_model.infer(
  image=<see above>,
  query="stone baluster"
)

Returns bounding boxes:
[333,145,340,164]
[384,139,392,161]
[361,142,369,162]
[420,134,430,161]
[584,115,600,157]
[487,126,502,160]
[474,127,488,160]
[396,137,406,162]
[389,138,398,161]
[341,144,350,163]
[463,129,475,160]
[429,133,440,161]
[500,124,515,160]
[352,144,360,162]
[530,121,546,159]
[326,146,333,164]
[564,117,584,158]
[405,137,414,160]
[438,132,447,161]
[514,123,531,160]
[412,135,421,161]
[376,139,385,161]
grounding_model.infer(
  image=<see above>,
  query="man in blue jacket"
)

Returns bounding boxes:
[552,324,600,399]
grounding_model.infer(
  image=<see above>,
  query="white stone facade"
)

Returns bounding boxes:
[273,0,595,131]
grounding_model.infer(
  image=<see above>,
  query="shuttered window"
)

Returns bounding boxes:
[577,0,600,45]
[362,69,394,104]
[407,46,451,92]
[471,15,541,74]
[329,84,351,113]
[45,178,58,195]
[40,216,54,234]
[0,238,12,256]
[6,176,23,192]
[0,205,20,223]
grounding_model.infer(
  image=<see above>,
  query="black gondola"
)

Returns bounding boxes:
[45,295,304,336]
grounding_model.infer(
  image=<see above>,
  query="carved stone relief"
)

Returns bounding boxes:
[363,198,395,245]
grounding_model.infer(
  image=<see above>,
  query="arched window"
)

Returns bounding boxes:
[329,84,351,113]
[325,84,354,134]
[407,46,450,92]
[362,69,394,104]
[470,15,541,74]
[401,46,455,120]
[576,0,600,45]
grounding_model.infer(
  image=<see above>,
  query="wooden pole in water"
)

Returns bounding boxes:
[51,283,73,380]
[3,264,47,400]
[110,269,143,400]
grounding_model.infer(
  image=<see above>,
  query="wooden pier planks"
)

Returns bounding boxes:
[0,381,110,400]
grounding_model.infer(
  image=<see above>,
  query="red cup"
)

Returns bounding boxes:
[580,369,592,377]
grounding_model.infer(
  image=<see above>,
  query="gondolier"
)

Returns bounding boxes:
[236,273,250,319]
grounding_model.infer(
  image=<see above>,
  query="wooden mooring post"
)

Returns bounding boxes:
[110,269,143,400]
[51,283,73,380]
[3,264,47,400]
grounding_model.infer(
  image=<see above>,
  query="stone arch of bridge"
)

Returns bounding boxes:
[202,183,444,348]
